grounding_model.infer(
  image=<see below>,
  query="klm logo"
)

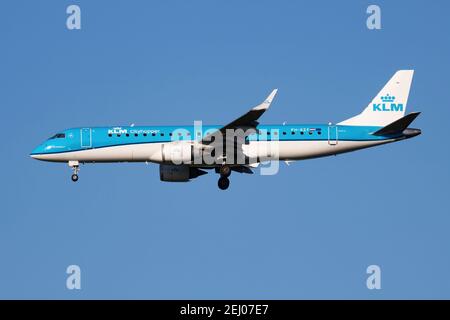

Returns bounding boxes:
[373,94,403,112]
[108,127,128,135]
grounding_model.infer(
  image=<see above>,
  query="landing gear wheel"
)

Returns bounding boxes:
[69,162,80,182]
[218,177,230,190]
[219,165,231,178]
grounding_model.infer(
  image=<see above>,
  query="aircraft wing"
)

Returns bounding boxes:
[201,89,278,145]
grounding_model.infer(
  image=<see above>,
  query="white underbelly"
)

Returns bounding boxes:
[36,143,163,163]
[36,139,394,163]
[245,140,394,160]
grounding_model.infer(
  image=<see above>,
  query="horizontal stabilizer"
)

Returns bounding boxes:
[372,112,421,136]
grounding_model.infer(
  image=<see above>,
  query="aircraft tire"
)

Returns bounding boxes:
[218,177,230,190]
[219,165,231,178]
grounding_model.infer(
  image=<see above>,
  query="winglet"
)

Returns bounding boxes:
[253,89,278,111]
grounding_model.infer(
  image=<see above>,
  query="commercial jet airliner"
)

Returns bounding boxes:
[31,70,421,190]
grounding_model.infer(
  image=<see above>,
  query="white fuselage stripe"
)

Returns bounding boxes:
[31,139,396,163]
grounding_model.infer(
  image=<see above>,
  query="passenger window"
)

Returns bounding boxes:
[152,133,156,136]
[126,133,129,137]
[161,133,164,136]
[143,133,147,137]
[134,133,138,137]
[108,134,112,137]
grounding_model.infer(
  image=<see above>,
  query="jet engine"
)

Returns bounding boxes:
[159,164,207,182]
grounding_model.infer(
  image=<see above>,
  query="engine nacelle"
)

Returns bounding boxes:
[159,164,207,182]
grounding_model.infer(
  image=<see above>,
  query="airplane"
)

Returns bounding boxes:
[30,70,421,190]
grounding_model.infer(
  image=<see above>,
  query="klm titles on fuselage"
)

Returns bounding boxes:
[373,94,404,112]
[107,127,159,135]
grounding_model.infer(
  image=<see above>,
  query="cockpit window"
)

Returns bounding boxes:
[49,133,65,139]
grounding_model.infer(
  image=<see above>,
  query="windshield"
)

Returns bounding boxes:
[48,133,65,140]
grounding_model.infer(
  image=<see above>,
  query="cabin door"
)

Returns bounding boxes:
[80,128,92,148]
[328,125,338,145]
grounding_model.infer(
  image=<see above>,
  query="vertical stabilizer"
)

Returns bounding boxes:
[338,70,414,127]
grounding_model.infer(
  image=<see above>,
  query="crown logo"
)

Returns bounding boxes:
[381,94,395,103]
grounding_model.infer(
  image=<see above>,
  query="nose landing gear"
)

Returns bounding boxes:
[218,176,230,190]
[219,164,231,178]
[69,161,80,182]
[217,165,231,190]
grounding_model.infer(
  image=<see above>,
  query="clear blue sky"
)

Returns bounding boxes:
[0,0,449,299]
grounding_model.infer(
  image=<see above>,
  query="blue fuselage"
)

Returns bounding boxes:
[31,124,399,157]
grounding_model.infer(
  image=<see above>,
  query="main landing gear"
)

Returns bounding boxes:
[217,165,231,190]
[69,161,80,182]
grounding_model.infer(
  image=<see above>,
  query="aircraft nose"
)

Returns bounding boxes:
[30,153,42,160]
[30,144,47,160]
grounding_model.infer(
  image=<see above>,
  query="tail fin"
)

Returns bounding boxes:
[338,70,414,127]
